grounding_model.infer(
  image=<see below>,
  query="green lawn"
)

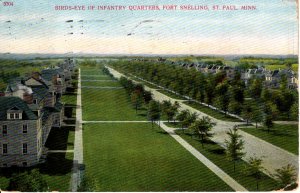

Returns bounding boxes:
[174,130,279,191]
[183,101,242,122]
[61,93,77,105]
[81,69,104,75]
[157,89,187,100]
[81,76,113,80]
[83,123,232,191]
[81,81,121,87]
[240,124,298,155]
[82,88,147,121]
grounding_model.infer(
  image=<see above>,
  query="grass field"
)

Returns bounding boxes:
[81,76,113,80]
[240,124,298,155]
[83,123,232,191]
[82,88,147,121]
[175,130,278,191]
[183,101,241,122]
[81,81,121,87]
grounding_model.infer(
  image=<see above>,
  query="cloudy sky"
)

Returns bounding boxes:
[0,0,298,55]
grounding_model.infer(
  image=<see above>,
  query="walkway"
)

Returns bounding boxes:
[80,86,123,89]
[106,66,299,176]
[158,121,247,191]
[70,68,84,191]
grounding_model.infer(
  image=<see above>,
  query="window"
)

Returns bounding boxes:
[3,144,7,154]
[33,99,38,104]
[22,143,27,154]
[9,113,14,119]
[2,163,7,167]
[2,125,7,135]
[22,162,27,167]
[23,125,28,134]
[15,113,19,119]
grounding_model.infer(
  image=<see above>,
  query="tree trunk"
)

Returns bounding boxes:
[233,161,236,172]
[151,121,153,129]
[256,122,257,128]
[256,179,259,191]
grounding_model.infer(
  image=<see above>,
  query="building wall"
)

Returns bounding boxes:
[0,119,42,167]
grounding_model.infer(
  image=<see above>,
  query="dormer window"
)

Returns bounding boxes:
[7,107,23,120]
[33,99,38,104]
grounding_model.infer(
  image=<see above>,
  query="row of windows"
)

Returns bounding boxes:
[2,143,27,154]
[1,124,28,135]
[8,113,22,120]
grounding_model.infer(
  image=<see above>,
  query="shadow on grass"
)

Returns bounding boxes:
[209,148,226,155]
[156,131,169,135]
[64,107,76,118]
[45,126,74,150]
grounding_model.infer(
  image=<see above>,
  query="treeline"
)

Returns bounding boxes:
[110,60,298,124]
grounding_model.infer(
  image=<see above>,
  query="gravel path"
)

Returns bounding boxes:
[158,121,247,191]
[107,66,299,176]
[70,68,84,191]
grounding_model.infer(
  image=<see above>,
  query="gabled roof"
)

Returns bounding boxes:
[41,68,64,82]
[31,85,49,103]
[0,97,38,120]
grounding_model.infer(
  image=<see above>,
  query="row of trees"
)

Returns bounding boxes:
[110,60,298,125]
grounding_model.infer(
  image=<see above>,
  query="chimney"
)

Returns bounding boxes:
[23,92,33,104]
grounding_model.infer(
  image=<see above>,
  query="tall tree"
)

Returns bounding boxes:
[264,114,273,133]
[176,110,189,132]
[147,100,161,128]
[131,91,143,114]
[189,116,216,147]
[225,127,245,172]
[251,105,264,128]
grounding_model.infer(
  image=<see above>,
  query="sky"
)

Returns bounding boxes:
[0,0,298,55]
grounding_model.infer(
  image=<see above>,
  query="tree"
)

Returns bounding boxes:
[248,78,263,99]
[143,90,153,104]
[131,91,143,114]
[183,111,198,129]
[225,127,245,172]
[264,114,273,133]
[245,156,265,190]
[251,106,264,128]
[189,116,216,147]
[241,102,253,125]
[176,110,189,132]
[147,100,161,128]
[8,169,48,192]
[273,164,297,189]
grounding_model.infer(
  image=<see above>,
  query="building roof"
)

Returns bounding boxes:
[0,97,38,120]
[31,86,49,103]
[41,68,64,82]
